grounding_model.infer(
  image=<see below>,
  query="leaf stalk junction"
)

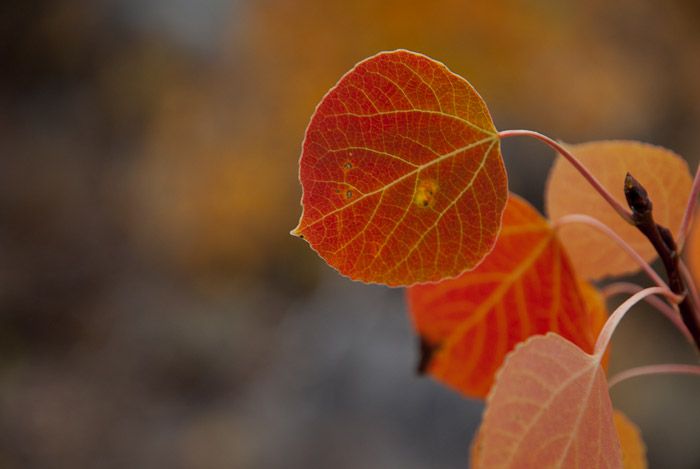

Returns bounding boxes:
[499,128,700,353]
[624,173,700,352]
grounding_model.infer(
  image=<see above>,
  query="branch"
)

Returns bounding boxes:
[624,173,700,352]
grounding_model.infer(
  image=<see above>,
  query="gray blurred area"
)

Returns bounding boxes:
[1,1,700,468]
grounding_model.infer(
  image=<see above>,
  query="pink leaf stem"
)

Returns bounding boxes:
[498,129,633,224]
[601,282,693,345]
[552,214,667,290]
[608,363,700,389]
[595,286,682,358]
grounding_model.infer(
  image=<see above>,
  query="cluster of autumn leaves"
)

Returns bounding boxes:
[292,50,698,468]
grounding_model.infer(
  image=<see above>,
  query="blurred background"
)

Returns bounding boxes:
[1,0,700,467]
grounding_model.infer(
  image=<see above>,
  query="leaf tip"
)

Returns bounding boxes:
[290,226,304,239]
[416,335,438,375]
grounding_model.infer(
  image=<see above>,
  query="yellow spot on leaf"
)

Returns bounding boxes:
[414,179,438,208]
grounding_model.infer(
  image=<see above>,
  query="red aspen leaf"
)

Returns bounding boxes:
[473,333,622,469]
[613,410,648,469]
[407,194,606,398]
[291,50,507,286]
[545,141,692,280]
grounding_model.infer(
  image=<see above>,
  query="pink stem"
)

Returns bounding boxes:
[498,129,633,224]
[594,286,682,358]
[680,261,700,324]
[676,162,700,249]
[608,364,700,389]
[601,282,693,345]
[552,214,667,290]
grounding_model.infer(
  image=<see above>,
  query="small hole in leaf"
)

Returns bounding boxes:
[346,190,353,199]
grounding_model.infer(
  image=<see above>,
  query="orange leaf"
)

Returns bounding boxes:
[473,333,622,469]
[685,211,700,286]
[292,50,507,286]
[545,141,692,280]
[614,410,648,469]
[579,278,611,370]
[407,194,606,398]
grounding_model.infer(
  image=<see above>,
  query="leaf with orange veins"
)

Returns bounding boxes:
[291,50,507,286]
[472,333,622,469]
[545,140,692,280]
[407,194,606,399]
